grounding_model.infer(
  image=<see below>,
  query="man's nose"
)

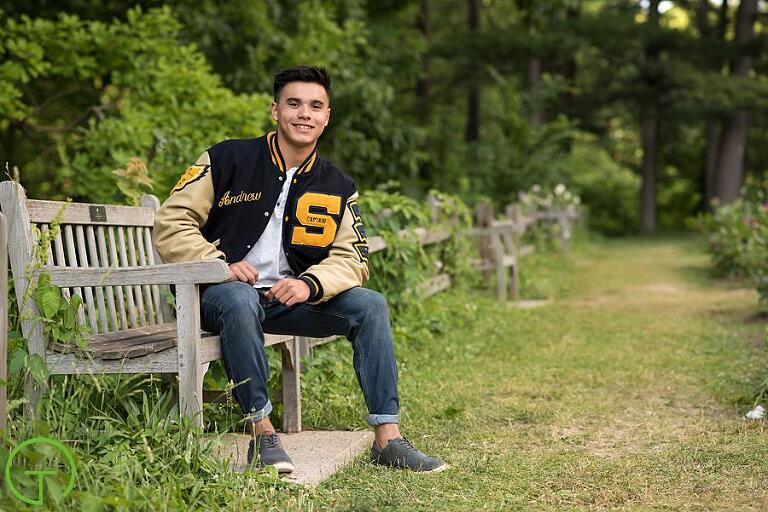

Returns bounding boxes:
[298,104,311,118]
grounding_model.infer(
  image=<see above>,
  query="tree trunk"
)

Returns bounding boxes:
[640,105,659,233]
[559,3,579,118]
[465,0,480,142]
[416,0,431,101]
[704,121,720,209]
[698,0,728,210]
[715,0,757,204]
[639,0,660,233]
[528,58,544,126]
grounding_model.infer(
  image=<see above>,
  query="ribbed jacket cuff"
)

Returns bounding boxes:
[299,274,323,302]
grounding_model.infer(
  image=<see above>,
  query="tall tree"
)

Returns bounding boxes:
[697,0,730,210]
[417,0,432,101]
[640,0,661,233]
[558,1,580,118]
[715,0,758,203]
[465,0,481,142]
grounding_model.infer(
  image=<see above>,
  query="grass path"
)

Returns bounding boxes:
[302,237,768,511]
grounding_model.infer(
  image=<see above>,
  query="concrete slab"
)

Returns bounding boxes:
[213,430,374,487]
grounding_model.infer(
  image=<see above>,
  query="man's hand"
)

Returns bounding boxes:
[229,260,259,284]
[266,278,310,306]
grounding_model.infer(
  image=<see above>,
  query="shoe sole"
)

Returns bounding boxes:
[272,461,295,474]
[371,460,450,473]
[420,463,449,473]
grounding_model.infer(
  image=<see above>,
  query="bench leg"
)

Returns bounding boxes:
[23,376,45,425]
[176,284,204,429]
[281,338,302,433]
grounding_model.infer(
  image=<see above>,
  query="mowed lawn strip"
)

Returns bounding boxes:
[305,238,768,511]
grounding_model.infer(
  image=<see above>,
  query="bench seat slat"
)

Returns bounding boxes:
[47,322,295,361]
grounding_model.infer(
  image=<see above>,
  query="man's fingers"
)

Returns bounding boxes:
[274,286,291,302]
[230,262,257,284]
[230,267,246,282]
[266,280,285,300]
[241,262,259,283]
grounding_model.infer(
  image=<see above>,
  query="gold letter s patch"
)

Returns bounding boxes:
[291,192,342,248]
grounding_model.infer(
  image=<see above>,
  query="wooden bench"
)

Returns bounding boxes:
[0,181,303,432]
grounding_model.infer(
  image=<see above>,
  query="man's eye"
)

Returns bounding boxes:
[288,101,299,107]
[311,104,323,111]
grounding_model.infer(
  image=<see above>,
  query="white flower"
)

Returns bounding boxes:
[555,184,566,195]
[531,184,541,193]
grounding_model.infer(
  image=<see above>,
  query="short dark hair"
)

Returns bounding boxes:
[273,65,332,103]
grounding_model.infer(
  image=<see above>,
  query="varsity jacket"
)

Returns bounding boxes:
[154,131,369,303]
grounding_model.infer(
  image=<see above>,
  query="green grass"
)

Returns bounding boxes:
[3,236,768,510]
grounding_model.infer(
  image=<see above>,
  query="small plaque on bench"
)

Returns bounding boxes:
[89,205,107,223]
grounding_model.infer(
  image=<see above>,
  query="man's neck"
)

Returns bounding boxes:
[277,132,315,169]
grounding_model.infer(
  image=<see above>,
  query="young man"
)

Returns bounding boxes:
[154,65,446,473]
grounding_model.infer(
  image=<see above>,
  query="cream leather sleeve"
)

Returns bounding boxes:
[300,192,369,303]
[153,152,226,263]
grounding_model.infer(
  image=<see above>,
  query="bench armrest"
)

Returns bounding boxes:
[36,260,230,287]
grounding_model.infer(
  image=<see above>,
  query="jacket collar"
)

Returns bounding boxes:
[267,131,319,176]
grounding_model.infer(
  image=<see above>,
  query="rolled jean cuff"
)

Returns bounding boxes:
[366,413,399,426]
[243,400,273,422]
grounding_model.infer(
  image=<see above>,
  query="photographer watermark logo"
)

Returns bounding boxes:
[4,437,76,506]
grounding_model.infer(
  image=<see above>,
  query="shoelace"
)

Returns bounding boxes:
[395,437,418,454]
[257,433,280,449]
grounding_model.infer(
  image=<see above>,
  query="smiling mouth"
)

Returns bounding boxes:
[293,124,314,132]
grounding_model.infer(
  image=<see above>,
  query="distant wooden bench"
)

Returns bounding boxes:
[0,181,303,432]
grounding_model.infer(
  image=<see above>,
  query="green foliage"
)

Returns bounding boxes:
[35,273,89,350]
[694,178,768,303]
[357,189,477,313]
[567,135,640,236]
[112,157,154,206]
[1,7,272,203]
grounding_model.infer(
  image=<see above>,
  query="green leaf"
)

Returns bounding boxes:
[8,349,26,376]
[36,282,61,319]
[75,334,87,349]
[27,353,49,384]
[70,293,83,309]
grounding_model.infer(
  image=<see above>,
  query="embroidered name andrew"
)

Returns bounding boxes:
[218,190,262,207]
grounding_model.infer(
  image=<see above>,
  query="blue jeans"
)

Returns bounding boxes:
[200,282,399,426]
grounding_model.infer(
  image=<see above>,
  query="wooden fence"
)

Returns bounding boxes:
[299,195,580,355]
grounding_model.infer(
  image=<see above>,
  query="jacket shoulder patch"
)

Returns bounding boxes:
[172,165,210,193]
[348,199,368,262]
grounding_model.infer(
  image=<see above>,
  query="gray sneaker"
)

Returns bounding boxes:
[370,437,448,472]
[247,433,295,473]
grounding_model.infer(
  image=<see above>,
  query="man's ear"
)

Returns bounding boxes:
[271,102,278,121]
[324,107,331,127]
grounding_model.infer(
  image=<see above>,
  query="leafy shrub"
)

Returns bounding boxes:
[694,178,768,302]
[357,189,477,313]
[567,135,640,236]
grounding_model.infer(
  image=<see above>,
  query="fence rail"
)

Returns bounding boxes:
[300,196,580,354]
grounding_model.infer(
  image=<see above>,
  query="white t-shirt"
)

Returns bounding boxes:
[244,166,297,287]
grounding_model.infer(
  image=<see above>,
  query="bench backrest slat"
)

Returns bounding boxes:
[95,226,120,330]
[107,226,131,329]
[26,199,155,226]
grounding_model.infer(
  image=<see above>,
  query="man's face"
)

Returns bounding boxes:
[271,81,331,149]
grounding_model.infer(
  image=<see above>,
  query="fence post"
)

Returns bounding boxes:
[427,192,440,224]
[558,211,572,252]
[475,201,495,282]
[0,213,7,431]
[504,204,521,300]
